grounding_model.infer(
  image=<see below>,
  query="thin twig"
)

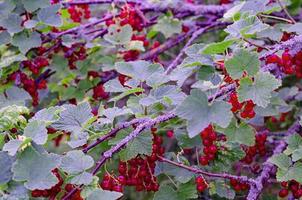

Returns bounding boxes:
[158,156,255,184]
[276,0,296,24]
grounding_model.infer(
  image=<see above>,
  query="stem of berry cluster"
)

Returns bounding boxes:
[246,121,301,200]
[158,156,255,184]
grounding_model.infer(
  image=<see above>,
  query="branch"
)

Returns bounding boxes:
[207,83,236,102]
[139,27,197,60]
[158,156,255,184]
[62,0,229,16]
[165,21,228,74]
[82,117,149,153]
[63,113,176,200]
[246,121,301,200]
[276,0,296,24]
[261,35,302,59]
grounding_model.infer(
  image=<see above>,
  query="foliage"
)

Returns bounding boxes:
[0,0,302,200]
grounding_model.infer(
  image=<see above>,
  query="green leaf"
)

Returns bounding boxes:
[24,120,48,145]
[109,87,144,102]
[174,129,202,148]
[30,106,61,123]
[175,89,232,138]
[103,79,127,93]
[0,54,26,69]
[153,16,182,38]
[22,0,50,12]
[70,171,93,185]
[87,188,123,200]
[0,87,30,108]
[60,150,94,174]
[269,153,291,170]
[287,23,302,35]
[202,40,235,54]
[219,120,255,146]
[276,162,302,183]
[38,4,62,27]
[125,40,145,51]
[180,44,214,67]
[0,14,23,34]
[153,185,178,200]
[209,181,235,199]
[139,85,185,106]
[0,151,14,184]
[0,31,11,45]
[12,31,42,54]
[257,27,283,41]
[225,48,260,79]
[98,107,133,125]
[284,134,302,155]
[12,146,61,190]
[104,24,133,45]
[155,162,194,183]
[225,15,269,38]
[177,182,198,200]
[292,148,302,162]
[0,1,16,18]
[119,131,152,161]
[3,139,23,156]
[237,72,281,107]
[115,61,169,87]
[52,102,93,132]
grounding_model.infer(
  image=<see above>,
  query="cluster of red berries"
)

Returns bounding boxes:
[166,130,174,138]
[199,125,219,166]
[21,57,49,75]
[279,180,302,198]
[9,71,47,106]
[62,44,87,69]
[92,84,109,100]
[266,50,302,78]
[122,34,150,61]
[100,173,124,193]
[267,112,288,124]
[195,176,208,192]
[67,4,91,23]
[241,133,267,164]
[228,92,256,119]
[101,128,163,192]
[106,4,143,31]
[229,178,249,192]
[220,0,232,4]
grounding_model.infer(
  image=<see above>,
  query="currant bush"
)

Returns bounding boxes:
[1,0,302,200]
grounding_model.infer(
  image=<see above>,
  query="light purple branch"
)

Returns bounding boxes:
[139,27,197,60]
[246,121,301,200]
[91,113,176,174]
[82,117,149,153]
[208,83,236,102]
[261,35,302,59]
[63,113,176,200]
[52,15,113,38]
[165,21,229,74]
[158,156,255,184]
[62,0,229,16]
